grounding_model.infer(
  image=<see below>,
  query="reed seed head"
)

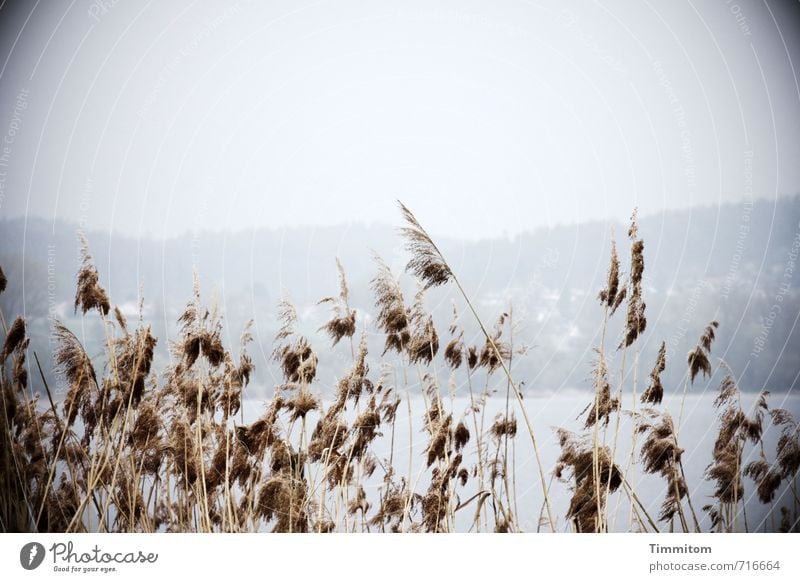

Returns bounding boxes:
[371,256,411,355]
[398,201,453,289]
[74,233,110,316]
[641,341,666,405]
[598,236,620,309]
[2,316,26,361]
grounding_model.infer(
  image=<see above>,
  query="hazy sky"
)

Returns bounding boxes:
[0,0,799,240]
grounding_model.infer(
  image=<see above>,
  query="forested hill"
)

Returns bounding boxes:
[2,195,799,396]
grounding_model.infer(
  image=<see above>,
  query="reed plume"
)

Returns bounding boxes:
[584,351,618,428]
[398,201,452,289]
[688,321,718,383]
[53,321,98,426]
[11,337,29,390]
[704,375,767,531]
[443,306,465,369]
[406,288,439,364]
[598,236,620,312]
[1,206,796,535]
[641,341,666,405]
[619,210,646,348]
[318,259,356,347]
[2,316,26,362]
[74,233,110,316]
[555,429,622,532]
[371,257,410,354]
[744,457,782,504]
[478,313,511,373]
[771,408,800,480]
[273,299,318,386]
[638,412,688,525]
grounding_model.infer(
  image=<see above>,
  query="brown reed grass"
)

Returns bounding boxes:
[0,206,797,534]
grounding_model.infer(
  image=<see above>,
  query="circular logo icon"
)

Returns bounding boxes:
[20,542,46,570]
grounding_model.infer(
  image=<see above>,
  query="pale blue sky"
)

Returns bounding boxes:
[0,0,798,239]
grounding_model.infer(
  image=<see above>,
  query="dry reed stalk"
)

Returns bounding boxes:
[397,201,556,531]
[637,411,690,529]
[501,305,520,524]
[591,234,621,532]
[318,258,356,347]
[37,321,103,528]
[678,320,718,432]
[617,341,666,530]
[703,368,768,532]
[445,306,488,530]
[604,212,646,529]
[555,429,622,532]
[1,313,37,531]
[74,233,110,317]
[4,206,797,535]
[767,408,800,530]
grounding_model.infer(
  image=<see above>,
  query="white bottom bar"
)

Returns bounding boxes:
[2,533,799,581]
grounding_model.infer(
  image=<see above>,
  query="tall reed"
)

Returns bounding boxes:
[0,205,797,533]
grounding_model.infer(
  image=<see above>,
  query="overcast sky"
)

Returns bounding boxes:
[0,0,799,240]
